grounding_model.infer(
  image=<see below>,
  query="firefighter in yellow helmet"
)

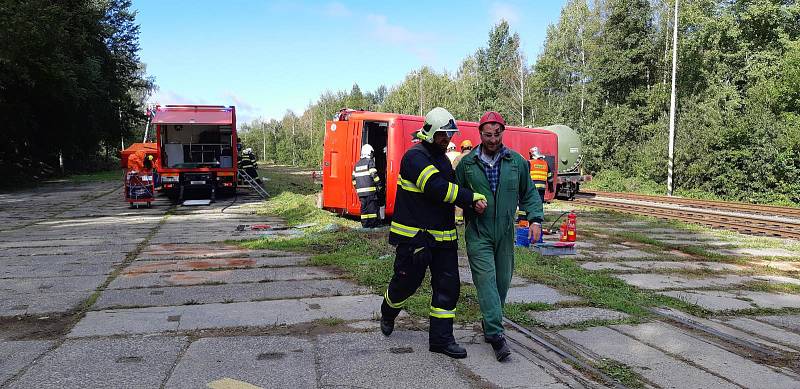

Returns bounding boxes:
[380,107,487,359]
[351,144,382,228]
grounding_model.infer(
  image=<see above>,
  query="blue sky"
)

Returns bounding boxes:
[133,1,567,123]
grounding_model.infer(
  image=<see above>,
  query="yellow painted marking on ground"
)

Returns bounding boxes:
[206,377,263,389]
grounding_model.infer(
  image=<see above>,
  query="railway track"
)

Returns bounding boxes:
[572,192,800,240]
[586,191,800,218]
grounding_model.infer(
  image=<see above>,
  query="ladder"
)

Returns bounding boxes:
[238,169,269,199]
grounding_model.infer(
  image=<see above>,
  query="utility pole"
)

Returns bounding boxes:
[667,0,679,196]
[417,70,423,116]
[262,122,266,162]
[292,116,296,166]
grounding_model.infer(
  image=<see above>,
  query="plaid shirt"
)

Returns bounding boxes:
[475,145,508,193]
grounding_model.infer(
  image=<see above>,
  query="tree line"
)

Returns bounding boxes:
[0,0,153,181]
[241,0,799,205]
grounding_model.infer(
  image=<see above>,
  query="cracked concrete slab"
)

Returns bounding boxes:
[0,275,107,294]
[0,340,54,385]
[107,266,339,289]
[660,290,800,311]
[317,331,475,387]
[123,255,310,274]
[93,279,370,309]
[6,336,187,389]
[529,307,629,327]
[758,315,800,332]
[614,322,800,388]
[616,273,754,290]
[559,326,737,389]
[164,336,315,389]
[505,284,581,304]
[716,317,800,351]
[581,260,744,272]
[0,291,90,317]
[70,295,381,337]
[595,249,655,259]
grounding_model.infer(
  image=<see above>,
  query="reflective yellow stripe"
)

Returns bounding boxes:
[373,176,381,182]
[416,165,439,192]
[443,182,458,203]
[429,306,456,319]
[356,187,376,193]
[389,221,418,238]
[398,175,423,193]
[385,290,408,309]
[369,168,378,173]
[534,183,546,188]
[389,222,457,241]
[517,210,527,216]
[361,213,377,219]
[353,171,371,177]
[355,165,368,171]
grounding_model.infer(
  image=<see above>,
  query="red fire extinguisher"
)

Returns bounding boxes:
[566,211,577,242]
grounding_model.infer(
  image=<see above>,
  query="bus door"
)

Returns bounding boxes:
[322,119,360,213]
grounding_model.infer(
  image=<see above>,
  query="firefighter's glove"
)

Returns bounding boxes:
[472,193,487,203]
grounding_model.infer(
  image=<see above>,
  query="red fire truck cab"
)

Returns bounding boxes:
[153,105,238,201]
[321,109,559,218]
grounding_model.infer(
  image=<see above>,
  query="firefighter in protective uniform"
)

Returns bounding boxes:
[529,147,552,203]
[351,144,382,228]
[455,111,543,361]
[380,107,487,359]
[238,148,261,184]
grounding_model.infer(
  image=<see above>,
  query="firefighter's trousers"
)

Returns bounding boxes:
[358,194,380,228]
[465,219,515,337]
[381,244,460,347]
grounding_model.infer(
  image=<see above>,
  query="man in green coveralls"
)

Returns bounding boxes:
[454,111,543,361]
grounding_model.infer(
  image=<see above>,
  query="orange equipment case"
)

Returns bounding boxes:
[321,109,559,218]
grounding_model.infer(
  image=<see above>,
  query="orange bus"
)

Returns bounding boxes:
[321,109,559,218]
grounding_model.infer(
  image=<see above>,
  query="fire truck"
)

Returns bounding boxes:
[153,105,239,201]
[321,109,560,218]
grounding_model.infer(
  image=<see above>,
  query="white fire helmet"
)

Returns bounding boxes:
[360,144,374,158]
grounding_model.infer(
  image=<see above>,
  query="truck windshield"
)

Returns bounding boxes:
[161,124,234,168]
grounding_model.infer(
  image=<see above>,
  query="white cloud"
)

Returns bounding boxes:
[365,14,436,63]
[491,2,520,25]
[325,2,351,17]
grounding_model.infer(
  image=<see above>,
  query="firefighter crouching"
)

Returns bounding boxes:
[380,107,487,359]
[529,147,551,203]
[351,144,382,228]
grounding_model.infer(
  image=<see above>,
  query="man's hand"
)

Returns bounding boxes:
[529,222,542,243]
[472,193,487,215]
[473,199,487,214]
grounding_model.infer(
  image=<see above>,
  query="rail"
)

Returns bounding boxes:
[573,192,800,239]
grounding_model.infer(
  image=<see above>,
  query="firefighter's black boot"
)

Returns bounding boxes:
[429,342,467,359]
[380,317,394,336]
[486,334,511,362]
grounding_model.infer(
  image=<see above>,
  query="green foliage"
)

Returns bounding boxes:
[0,0,153,180]
[238,1,800,204]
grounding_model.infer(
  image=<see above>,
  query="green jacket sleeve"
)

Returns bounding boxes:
[518,158,544,223]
